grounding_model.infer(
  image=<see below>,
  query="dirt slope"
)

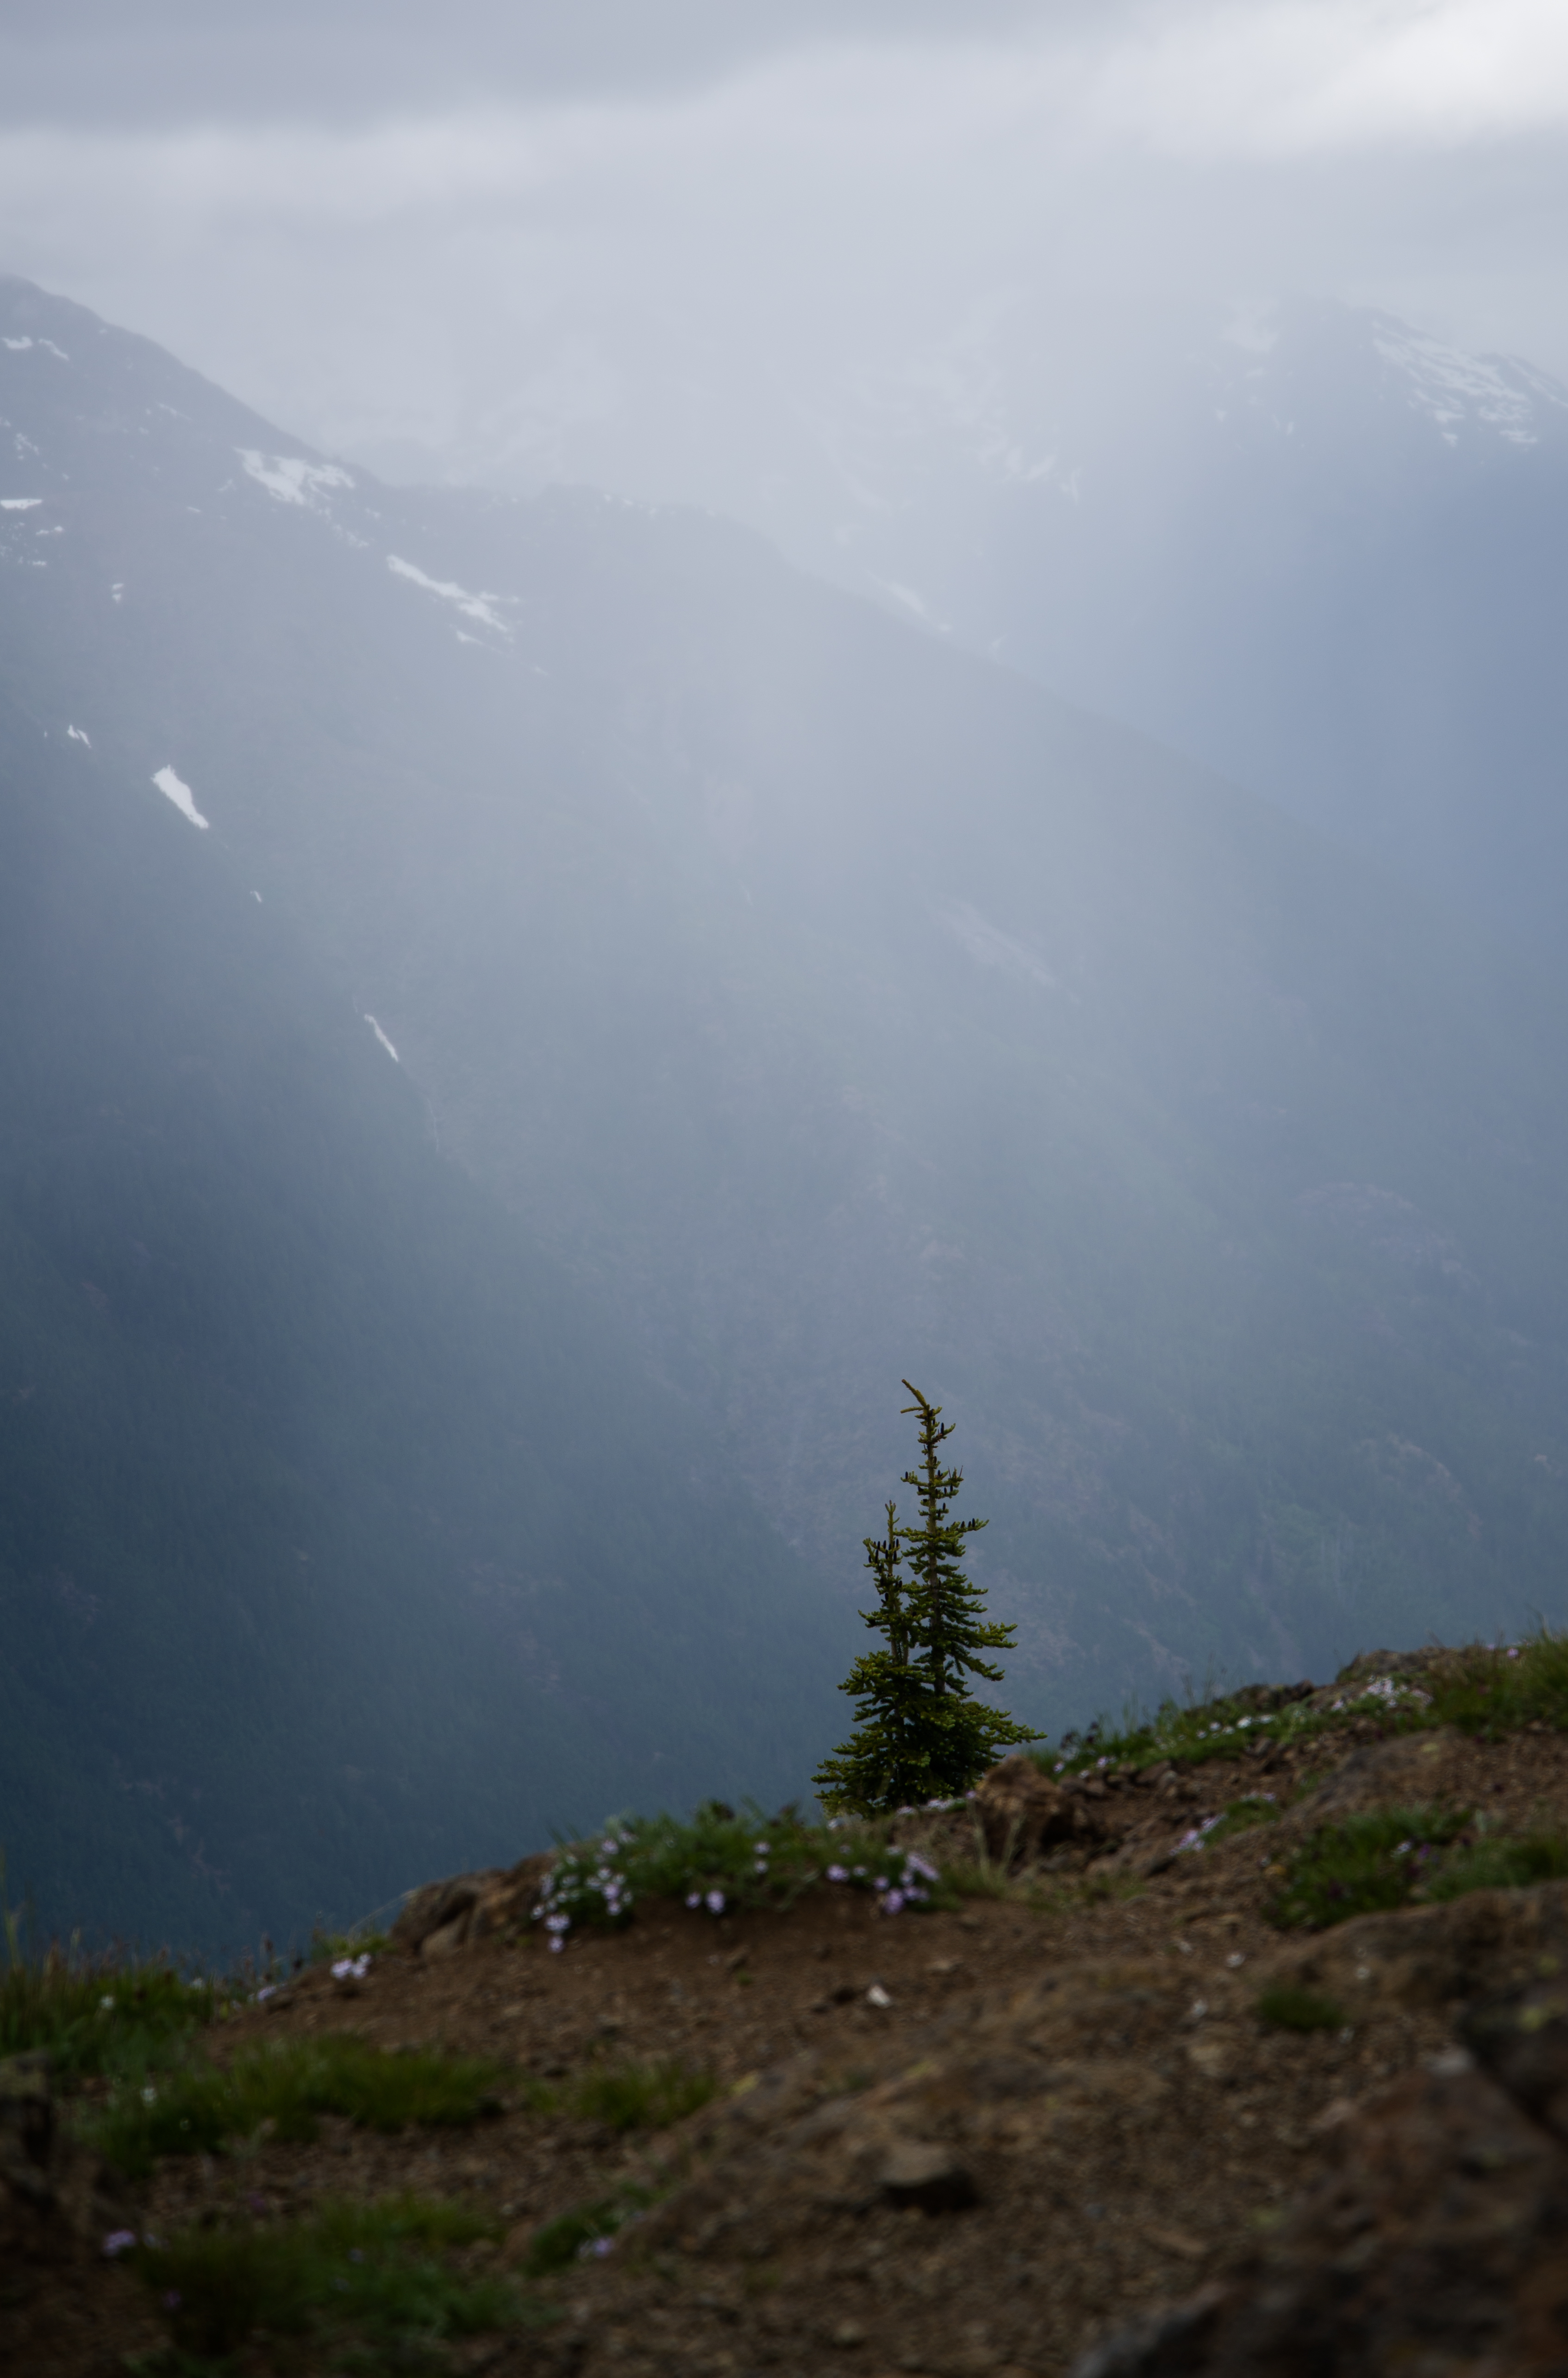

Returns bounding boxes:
[11,1676,1568,2375]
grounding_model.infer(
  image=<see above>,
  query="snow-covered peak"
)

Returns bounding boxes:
[1369,319,1568,450]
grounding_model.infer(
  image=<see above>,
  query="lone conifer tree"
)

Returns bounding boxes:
[814,1383,1035,1812]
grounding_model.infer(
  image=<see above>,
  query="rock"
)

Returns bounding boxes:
[0,2051,132,2268]
[391,1851,552,1956]
[973,1754,1102,1867]
[1070,2065,1568,2375]
[1072,2284,1229,2378]
[0,2052,54,2211]
[1462,1973,1568,2137]
[1256,1878,1568,2017]
[879,2137,977,2214]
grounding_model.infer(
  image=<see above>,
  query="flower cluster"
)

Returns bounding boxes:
[331,1953,371,1982]
[825,1847,939,1913]
[532,1829,637,1952]
[1326,1674,1431,1714]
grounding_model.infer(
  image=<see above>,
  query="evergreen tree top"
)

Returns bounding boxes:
[814,1382,1036,1815]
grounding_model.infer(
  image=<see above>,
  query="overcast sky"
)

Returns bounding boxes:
[4,1,1568,515]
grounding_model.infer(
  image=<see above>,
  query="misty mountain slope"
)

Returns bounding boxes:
[753,300,1568,957]
[0,685,853,1952]
[4,274,1568,1753]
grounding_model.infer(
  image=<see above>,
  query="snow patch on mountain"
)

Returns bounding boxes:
[152,766,209,830]
[940,901,1056,992]
[0,497,41,510]
[1372,325,1568,449]
[386,555,510,636]
[237,449,355,508]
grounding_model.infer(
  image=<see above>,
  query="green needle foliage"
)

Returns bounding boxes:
[815,1383,1035,1812]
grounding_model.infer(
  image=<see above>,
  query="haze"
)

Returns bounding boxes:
[5,0,1568,530]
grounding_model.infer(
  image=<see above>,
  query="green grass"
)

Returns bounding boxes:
[0,1953,217,2081]
[523,2189,655,2276]
[1256,1983,1348,2033]
[306,1927,392,1967]
[1424,1830,1568,1899]
[537,1799,951,1941]
[134,2195,521,2362]
[564,2057,718,2132]
[1427,1637,1568,1739]
[1265,1806,1475,1930]
[1040,1676,1430,1781]
[1039,1633,1568,1786]
[91,2034,507,2180]
[1202,1794,1283,1848]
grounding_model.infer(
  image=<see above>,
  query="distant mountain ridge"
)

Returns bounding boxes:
[725,297,1568,957]
[5,277,1568,1953]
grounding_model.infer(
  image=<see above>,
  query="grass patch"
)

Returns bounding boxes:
[1256,1983,1348,2033]
[135,2195,521,2362]
[1040,1675,1433,1781]
[1426,1636,1568,1739]
[565,2057,718,2133]
[537,1800,952,1943]
[306,1927,392,1969]
[1039,1631,1568,1785]
[1203,1794,1282,1848]
[92,2035,507,2181]
[524,2189,655,2276]
[1425,1830,1568,1899]
[0,1953,217,2083]
[1265,1806,1474,1930]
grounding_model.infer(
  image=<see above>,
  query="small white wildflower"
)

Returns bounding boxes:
[826,1864,848,1883]
[142,2086,157,2105]
[549,1936,565,1954]
[705,1890,725,1915]
[686,1891,701,1908]
[103,2230,137,2259]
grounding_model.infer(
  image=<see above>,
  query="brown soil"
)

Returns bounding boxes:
[9,1714,1568,2377]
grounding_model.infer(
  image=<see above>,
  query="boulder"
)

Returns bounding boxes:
[0,2051,132,2268]
[1256,1878,1568,2018]
[1073,2062,1568,2375]
[390,1851,552,1957]
[973,1754,1099,1866]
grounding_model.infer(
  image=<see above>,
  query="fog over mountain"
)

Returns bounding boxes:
[6,1,1568,1953]
[5,277,1568,1946]
[9,6,1568,957]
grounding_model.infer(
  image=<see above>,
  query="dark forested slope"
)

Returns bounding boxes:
[4,275,1568,1828]
[0,696,851,1952]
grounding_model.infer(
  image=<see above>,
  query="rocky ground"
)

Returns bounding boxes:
[10,1658,1568,2375]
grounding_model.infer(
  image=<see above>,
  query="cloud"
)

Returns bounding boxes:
[1086,0,1568,157]
[1,0,1566,523]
